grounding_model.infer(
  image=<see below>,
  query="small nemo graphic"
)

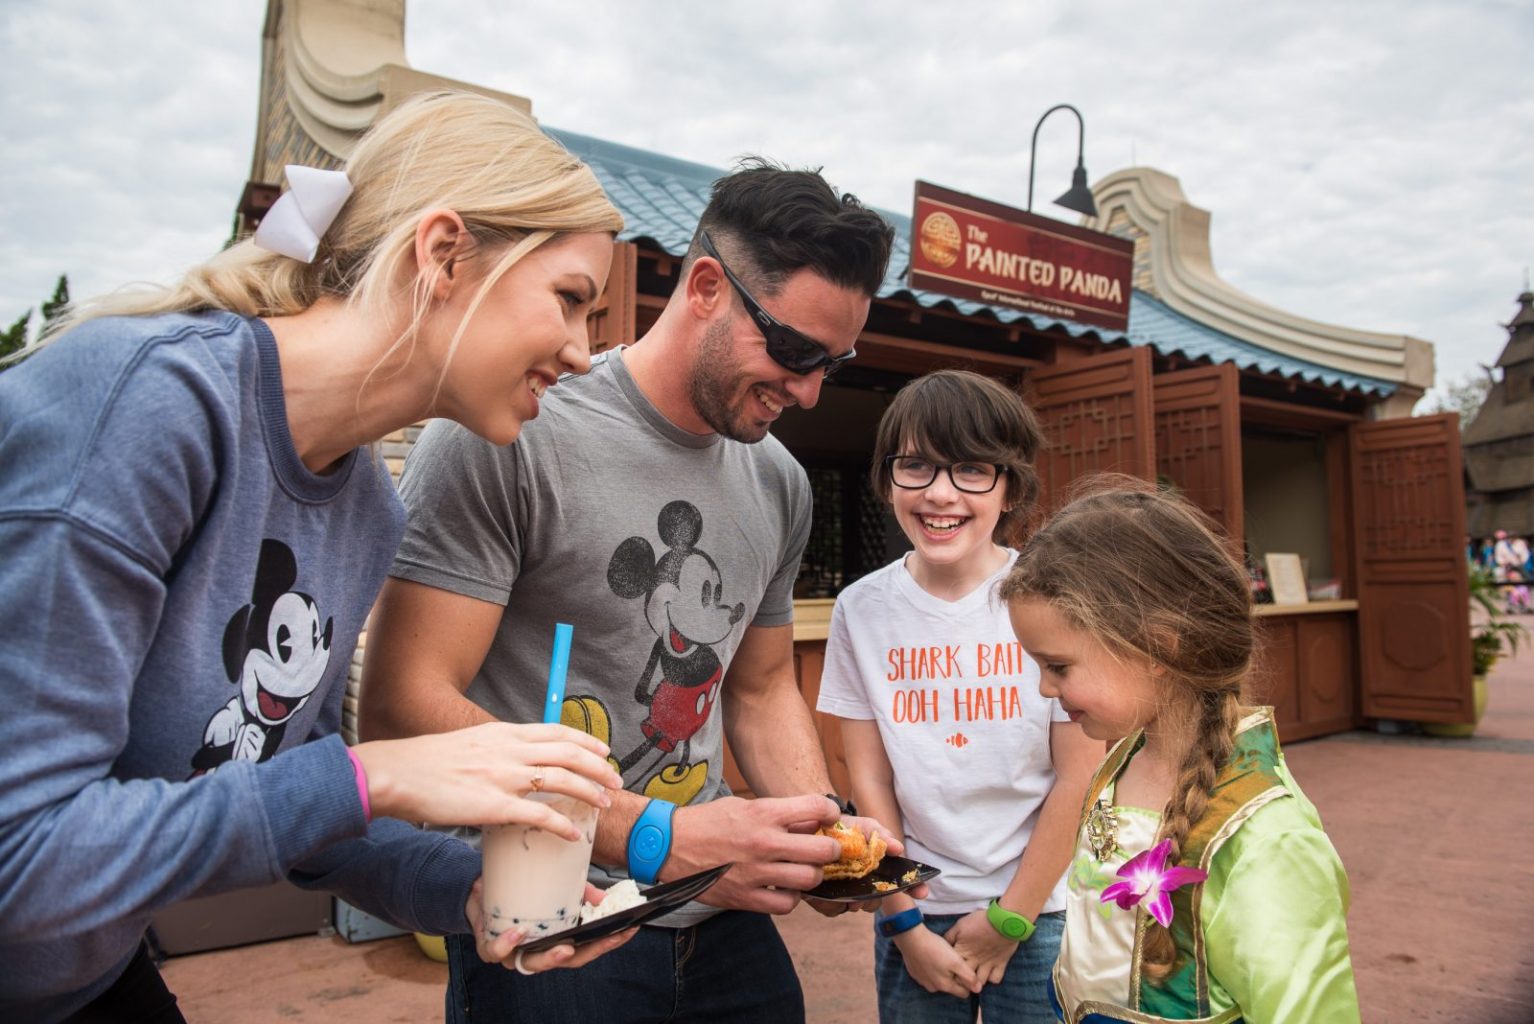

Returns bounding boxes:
[919,212,961,269]
[945,732,969,748]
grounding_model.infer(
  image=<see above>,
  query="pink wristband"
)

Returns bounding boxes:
[346,747,372,822]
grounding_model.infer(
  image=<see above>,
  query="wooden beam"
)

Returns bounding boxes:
[854,330,1044,376]
[1240,394,1362,429]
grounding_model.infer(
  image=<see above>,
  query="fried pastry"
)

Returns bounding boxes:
[818,820,888,880]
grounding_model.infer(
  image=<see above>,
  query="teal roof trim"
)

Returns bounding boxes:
[550,127,1397,397]
[1125,293,1397,396]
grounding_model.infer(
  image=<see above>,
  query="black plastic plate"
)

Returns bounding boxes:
[805,855,941,903]
[517,863,733,953]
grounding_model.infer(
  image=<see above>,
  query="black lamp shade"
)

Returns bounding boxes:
[1054,164,1098,217]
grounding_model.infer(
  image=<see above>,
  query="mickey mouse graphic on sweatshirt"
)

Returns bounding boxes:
[191,538,333,774]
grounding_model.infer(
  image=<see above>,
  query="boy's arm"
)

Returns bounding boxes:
[993,720,1102,919]
[839,716,975,996]
[945,720,1102,988]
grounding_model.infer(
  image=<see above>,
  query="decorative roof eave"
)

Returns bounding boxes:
[1083,167,1434,394]
[252,0,530,181]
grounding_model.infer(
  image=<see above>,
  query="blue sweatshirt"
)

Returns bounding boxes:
[0,312,478,1022]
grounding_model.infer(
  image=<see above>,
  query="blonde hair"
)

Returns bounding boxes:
[43,91,623,384]
[997,476,1253,982]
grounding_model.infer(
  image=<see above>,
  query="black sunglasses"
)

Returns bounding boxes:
[698,231,855,377]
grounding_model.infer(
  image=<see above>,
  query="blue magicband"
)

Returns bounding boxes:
[877,906,924,938]
[626,797,676,884]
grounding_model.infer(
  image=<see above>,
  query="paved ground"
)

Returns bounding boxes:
[161,642,1534,1022]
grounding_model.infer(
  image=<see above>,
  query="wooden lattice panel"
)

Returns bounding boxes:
[1153,363,1243,544]
[1028,348,1156,509]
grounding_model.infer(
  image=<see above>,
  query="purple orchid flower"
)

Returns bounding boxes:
[1099,838,1209,928]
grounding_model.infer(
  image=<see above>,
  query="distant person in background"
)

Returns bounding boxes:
[1493,530,1530,612]
[1507,535,1532,614]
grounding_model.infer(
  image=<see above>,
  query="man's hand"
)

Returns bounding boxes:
[666,794,842,915]
[945,909,1018,992]
[892,925,979,998]
[801,815,928,917]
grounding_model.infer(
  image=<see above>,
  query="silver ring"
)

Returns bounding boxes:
[530,765,546,793]
[514,948,536,975]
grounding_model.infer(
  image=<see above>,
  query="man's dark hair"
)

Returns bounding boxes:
[687,157,895,298]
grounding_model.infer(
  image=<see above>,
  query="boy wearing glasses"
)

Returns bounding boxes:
[816,370,1102,1023]
[360,160,897,1022]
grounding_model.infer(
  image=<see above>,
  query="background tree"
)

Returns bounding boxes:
[1418,369,1493,425]
[40,275,70,337]
[1,310,31,364]
[1,274,70,371]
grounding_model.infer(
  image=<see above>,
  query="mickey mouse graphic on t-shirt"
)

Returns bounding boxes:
[603,500,745,804]
[191,538,333,775]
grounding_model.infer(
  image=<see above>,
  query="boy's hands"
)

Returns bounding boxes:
[894,925,979,998]
[944,909,1019,992]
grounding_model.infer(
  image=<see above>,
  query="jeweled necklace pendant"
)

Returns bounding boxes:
[1086,798,1119,862]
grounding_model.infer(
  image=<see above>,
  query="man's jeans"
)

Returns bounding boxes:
[873,910,1065,1023]
[446,909,803,1023]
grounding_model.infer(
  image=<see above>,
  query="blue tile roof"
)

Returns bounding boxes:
[551,127,1397,397]
[1125,292,1396,396]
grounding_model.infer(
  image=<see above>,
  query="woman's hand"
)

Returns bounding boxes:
[893,925,979,999]
[466,880,636,972]
[354,723,622,837]
[944,909,1018,992]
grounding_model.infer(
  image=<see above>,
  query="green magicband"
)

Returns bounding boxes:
[986,898,1036,942]
[626,797,676,884]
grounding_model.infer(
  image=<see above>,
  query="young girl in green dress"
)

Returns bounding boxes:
[1002,481,1360,1024]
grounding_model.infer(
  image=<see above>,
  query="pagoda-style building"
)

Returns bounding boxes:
[1464,290,1534,537]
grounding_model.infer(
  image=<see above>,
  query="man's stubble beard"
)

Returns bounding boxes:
[687,318,770,444]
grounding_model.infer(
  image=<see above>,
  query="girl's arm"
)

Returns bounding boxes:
[945,720,1102,987]
[839,717,978,1000]
[1205,824,1361,1023]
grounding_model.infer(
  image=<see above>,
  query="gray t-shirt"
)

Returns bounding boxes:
[391,348,811,918]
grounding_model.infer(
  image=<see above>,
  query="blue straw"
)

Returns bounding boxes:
[542,623,574,725]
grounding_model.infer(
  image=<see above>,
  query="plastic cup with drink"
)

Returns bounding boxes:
[481,623,599,940]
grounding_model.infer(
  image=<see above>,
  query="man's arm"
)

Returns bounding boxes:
[720,623,833,797]
[358,577,503,740]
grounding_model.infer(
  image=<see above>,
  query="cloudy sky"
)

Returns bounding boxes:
[3,0,1531,405]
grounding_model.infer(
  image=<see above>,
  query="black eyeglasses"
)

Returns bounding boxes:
[699,231,855,377]
[885,455,1006,494]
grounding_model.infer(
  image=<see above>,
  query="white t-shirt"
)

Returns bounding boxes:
[816,552,1070,915]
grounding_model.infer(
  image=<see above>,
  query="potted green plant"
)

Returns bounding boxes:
[1424,565,1528,737]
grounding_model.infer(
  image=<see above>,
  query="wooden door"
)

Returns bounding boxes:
[1349,415,1473,723]
[1028,348,1156,509]
[588,241,637,354]
[1153,363,1244,545]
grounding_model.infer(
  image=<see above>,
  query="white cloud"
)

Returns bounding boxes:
[2,0,1529,402]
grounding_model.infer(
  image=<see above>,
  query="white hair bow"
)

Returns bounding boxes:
[253,165,354,263]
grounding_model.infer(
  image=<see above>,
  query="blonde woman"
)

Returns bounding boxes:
[0,92,633,1023]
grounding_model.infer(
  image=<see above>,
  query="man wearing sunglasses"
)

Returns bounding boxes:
[363,160,903,1023]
